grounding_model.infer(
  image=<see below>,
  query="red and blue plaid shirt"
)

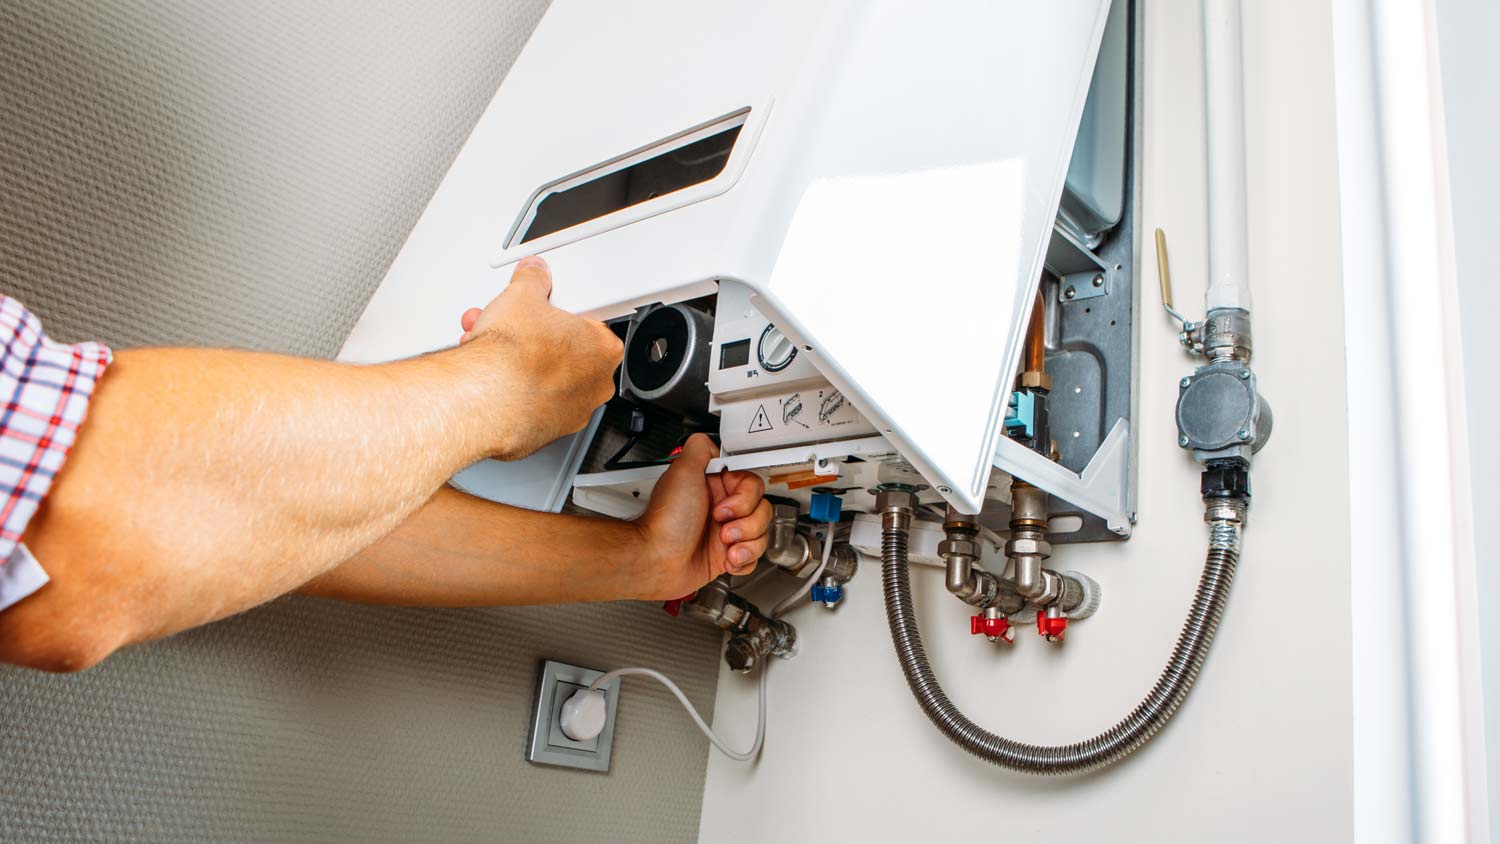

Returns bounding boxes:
[0,296,111,612]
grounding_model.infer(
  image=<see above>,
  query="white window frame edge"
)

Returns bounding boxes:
[1332,0,1487,840]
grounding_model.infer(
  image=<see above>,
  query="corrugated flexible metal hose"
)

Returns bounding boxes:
[880,517,1241,774]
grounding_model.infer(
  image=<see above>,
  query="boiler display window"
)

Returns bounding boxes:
[719,339,750,370]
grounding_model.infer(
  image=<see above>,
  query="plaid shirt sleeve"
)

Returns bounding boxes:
[0,296,112,612]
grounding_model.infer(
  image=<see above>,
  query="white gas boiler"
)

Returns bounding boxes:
[341,0,1133,535]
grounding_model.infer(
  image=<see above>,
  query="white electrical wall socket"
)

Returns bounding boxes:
[526,660,620,772]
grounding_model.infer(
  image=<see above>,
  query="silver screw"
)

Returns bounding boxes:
[1091,275,1104,288]
[1063,286,1076,300]
[1180,377,1192,388]
[1238,429,1252,441]
[1239,369,1251,380]
[937,486,951,494]
[1178,435,1190,447]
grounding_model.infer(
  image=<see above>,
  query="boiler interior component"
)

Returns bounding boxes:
[621,303,713,421]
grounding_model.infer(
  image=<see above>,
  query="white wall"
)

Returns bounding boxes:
[698,0,1354,840]
[1433,0,1500,836]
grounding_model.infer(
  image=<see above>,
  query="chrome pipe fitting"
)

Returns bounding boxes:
[725,618,798,673]
[876,489,916,533]
[822,543,860,584]
[1201,308,1253,364]
[763,503,815,572]
[940,506,997,608]
[1204,496,1247,531]
[1007,481,1052,600]
[680,576,799,673]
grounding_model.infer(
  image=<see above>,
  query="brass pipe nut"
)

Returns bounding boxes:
[1018,371,1053,392]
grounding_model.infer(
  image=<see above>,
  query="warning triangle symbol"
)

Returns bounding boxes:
[748,404,774,433]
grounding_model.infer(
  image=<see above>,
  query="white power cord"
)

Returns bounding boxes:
[769,524,836,617]
[586,664,768,762]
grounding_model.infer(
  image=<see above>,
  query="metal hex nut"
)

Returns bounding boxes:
[1004,537,1052,558]
[938,538,981,559]
[1018,371,1053,391]
[875,489,916,515]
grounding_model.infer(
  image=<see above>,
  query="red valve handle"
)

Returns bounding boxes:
[1036,614,1068,640]
[970,614,1012,640]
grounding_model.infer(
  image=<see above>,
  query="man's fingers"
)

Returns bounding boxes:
[653,433,716,497]
[712,470,763,522]
[505,255,554,301]
[460,307,481,332]
[677,434,718,469]
[719,468,764,496]
[725,534,768,574]
[720,499,772,547]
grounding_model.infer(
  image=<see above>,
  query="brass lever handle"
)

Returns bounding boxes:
[1154,227,1192,329]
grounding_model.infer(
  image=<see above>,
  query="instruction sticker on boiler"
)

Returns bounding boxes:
[720,388,879,452]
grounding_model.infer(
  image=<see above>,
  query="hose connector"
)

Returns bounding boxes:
[1201,459,1251,525]
[876,487,916,533]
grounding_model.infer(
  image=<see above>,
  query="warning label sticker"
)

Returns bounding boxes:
[748,404,774,434]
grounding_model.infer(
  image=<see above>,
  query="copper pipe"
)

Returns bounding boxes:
[1023,289,1046,374]
[1016,289,1051,394]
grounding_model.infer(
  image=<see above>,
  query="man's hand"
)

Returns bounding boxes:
[633,434,774,600]
[459,256,623,460]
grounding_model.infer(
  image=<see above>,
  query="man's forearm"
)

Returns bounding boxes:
[298,486,662,606]
[5,341,510,666]
[299,434,777,610]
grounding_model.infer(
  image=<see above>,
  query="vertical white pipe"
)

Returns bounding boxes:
[1202,0,1253,313]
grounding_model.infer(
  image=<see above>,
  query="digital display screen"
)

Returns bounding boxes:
[719,339,751,369]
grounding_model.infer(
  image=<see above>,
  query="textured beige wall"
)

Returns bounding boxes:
[0,3,721,841]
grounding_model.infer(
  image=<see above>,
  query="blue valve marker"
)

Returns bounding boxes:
[809,492,842,524]
[810,584,844,605]
[1004,389,1036,439]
